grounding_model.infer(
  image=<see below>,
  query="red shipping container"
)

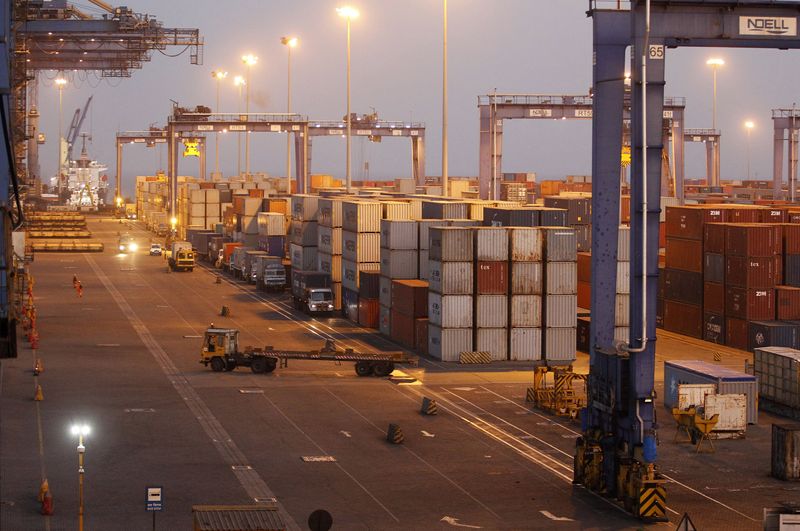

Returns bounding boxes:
[659,221,666,249]
[703,282,725,314]
[777,286,800,320]
[358,298,380,329]
[782,224,800,254]
[725,317,749,350]
[665,206,725,240]
[724,206,762,223]
[725,255,777,288]
[392,280,429,318]
[664,300,703,338]
[577,252,591,283]
[789,211,800,224]
[665,238,703,273]
[725,286,775,320]
[476,261,508,294]
[248,188,265,198]
[415,318,429,354]
[390,309,416,348]
[725,223,782,257]
[578,281,591,310]
[703,223,726,254]
[760,208,787,224]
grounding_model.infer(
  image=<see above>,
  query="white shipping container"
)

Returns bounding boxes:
[429,227,474,262]
[542,227,577,262]
[511,262,543,295]
[291,194,319,221]
[618,226,631,262]
[190,189,205,204]
[617,261,630,294]
[318,252,343,282]
[342,230,381,263]
[290,243,318,271]
[382,201,412,220]
[546,295,577,327]
[190,203,205,217]
[206,204,222,218]
[318,197,343,228]
[342,201,382,233]
[428,293,473,328]
[419,220,447,250]
[511,295,542,327]
[428,325,473,362]
[476,295,508,328]
[545,327,577,362]
[379,275,393,307]
[546,262,577,294]
[476,328,508,361]
[258,212,285,236]
[380,248,418,279]
[615,294,630,327]
[242,197,262,216]
[341,259,381,292]
[205,189,221,203]
[419,249,430,280]
[381,219,419,250]
[475,227,509,261]
[509,328,543,361]
[290,220,318,246]
[317,226,342,255]
[428,260,473,295]
[510,227,544,261]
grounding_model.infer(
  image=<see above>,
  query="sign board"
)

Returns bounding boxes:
[229,125,246,131]
[529,109,552,118]
[146,486,163,512]
[270,125,282,132]
[195,125,214,131]
[648,44,665,60]
[739,16,797,37]
[621,146,631,168]
[575,109,593,118]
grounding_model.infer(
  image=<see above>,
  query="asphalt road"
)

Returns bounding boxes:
[1,216,795,530]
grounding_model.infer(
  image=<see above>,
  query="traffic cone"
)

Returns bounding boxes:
[41,490,53,515]
[420,397,438,416]
[38,479,49,502]
[33,358,43,375]
[34,385,43,401]
[386,423,404,444]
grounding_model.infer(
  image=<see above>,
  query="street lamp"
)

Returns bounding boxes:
[281,37,298,182]
[70,424,90,531]
[745,120,755,180]
[211,70,228,180]
[55,76,67,194]
[442,0,448,197]
[337,6,359,193]
[241,54,258,177]
[706,58,725,131]
[233,75,246,177]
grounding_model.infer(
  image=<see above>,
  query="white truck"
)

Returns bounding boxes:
[254,256,286,291]
[167,241,195,272]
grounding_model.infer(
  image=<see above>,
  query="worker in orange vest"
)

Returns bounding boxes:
[76,281,83,298]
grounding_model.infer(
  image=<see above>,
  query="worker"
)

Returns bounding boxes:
[76,281,83,298]
[72,274,78,289]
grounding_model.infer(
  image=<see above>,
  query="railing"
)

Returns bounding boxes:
[169,112,307,124]
[479,94,686,108]
[308,120,424,129]
[772,109,800,119]
[589,0,631,11]
[684,128,720,136]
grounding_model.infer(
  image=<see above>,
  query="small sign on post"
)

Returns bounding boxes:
[146,486,163,531]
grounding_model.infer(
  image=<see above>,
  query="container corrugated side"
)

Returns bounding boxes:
[771,424,800,480]
[475,227,509,261]
[318,197,343,228]
[429,227,474,262]
[428,293,473,328]
[291,194,319,221]
[379,275,393,307]
[542,227,577,262]
[510,228,543,261]
[510,295,542,327]
[754,347,800,410]
[428,325,473,362]
[317,252,343,282]
[341,259,380,292]
[476,295,508,328]
[509,328,542,361]
[380,220,418,250]
[419,249,430,280]
[545,295,577,328]
[342,201,382,233]
[546,262,577,294]
[511,262,543,295]
[618,226,631,262]
[616,261,630,294]
[382,201,412,221]
[379,304,391,336]
[342,230,381,263]
[257,212,285,236]
[615,294,630,327]
[290,243,318,271]
[380,248,418,279]
[419,220,448,250]
[289,220,318,246]
[476,328,508,361]
[544,328,577,362]
[428,260,473,295]
[317,226,342,255]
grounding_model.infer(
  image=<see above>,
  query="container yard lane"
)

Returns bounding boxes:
[2,215,789,530]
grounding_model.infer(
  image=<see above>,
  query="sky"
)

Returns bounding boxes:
[34,0,800,198]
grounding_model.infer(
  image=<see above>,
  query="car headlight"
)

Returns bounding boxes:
[119,245,125,251]
[129,243,138,251]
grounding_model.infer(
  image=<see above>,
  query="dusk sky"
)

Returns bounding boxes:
[35,1,800,197]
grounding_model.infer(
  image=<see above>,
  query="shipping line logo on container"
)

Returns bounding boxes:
[739,16,797,36]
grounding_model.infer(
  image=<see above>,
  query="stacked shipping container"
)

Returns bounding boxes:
[317,197,344,311]
[542,227,578,363]
[508,228,543,361]
[341,200,382,322]
[475,227,510,361]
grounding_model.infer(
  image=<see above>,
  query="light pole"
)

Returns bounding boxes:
[337,6,359,193]
[442,0,448,197]
[55,76,67,194]
[211,70,228,180]
[281,37,298,181]
[745,120,754,180]
[233,75,246,177]
[241,54,258,177]
[706,58,725,131]
[70,424,90,531]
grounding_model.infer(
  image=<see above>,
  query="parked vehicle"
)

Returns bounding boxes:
[230,246,254,279]
[167,241,194,272]
[254,256,286,290]
[149,243,163,256]
[292,270,333,315]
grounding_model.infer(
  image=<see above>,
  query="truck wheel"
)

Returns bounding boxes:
[355,361,373,377]
[251,357,267,374]
[210,357,225,372]
[373,362,394,377]
[225,360,237,371]
[265,358,278,373]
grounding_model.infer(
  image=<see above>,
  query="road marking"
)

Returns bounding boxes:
[339,431,352,438]
[84,255,302,531]
[301,456,337,462]
[124,408,155,413]
[441,516,482,528]
[231,465,253,470]
[540,510,574,522]
[421,430,435,438]
[239,389,264,394]
[183,335,202,338]
[452,387,476,391]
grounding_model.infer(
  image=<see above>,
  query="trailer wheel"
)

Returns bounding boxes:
[355,361,373,377]
[210,357,225,372]
[251,357,267,374]
[265,358,278,373]
[373,362,394,377]
[225,360,237,371]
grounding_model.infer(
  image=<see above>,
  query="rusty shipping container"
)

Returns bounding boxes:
[725,223,782,257]
[726,255,777,288]
[778,286,800,320]
[392,279,429,318]
[726,317,749,350]
[703,312,725,345]
[663,269,703,306]
[476,261,509,294]
[665,238,703,273]
[358,298,380,328]
[390,309,416,348]
[542,227,577,262]
[509,328,543,361]
[704,253,725,284]
[782,224,800,254]
[771,424,800,481]
[704,223,726,254]
[510,295,542,328]
[665,205,725,240]
[415,318,429,355]
[510,261,543,295]
[475,227,509,261]
[664,300,703,338]
[476,328,508,361]
[703,282,725,314]
[429,260,473,295]
[509,227,543,261]
[726,286,775,321]
[429,227,474,262]
[546,262,577,295]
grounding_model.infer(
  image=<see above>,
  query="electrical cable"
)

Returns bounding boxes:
[0,96,25,230]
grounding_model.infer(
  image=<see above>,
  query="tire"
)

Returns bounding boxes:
[355,361,373,377]
[373,361,394,377]
[251,357,267,374]
[265,358,278,373]
[210,357,225,372]
[225,360,237,371]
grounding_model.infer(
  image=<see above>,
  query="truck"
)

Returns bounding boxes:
[243,250,269,283]
[254,255,286,290]
[118,233,138,253]
[199,327,417,376]
[291,270,334,315]
[230,246,254,279]
[167,241,194,271]
[220,242,242,271]
[209,236,231,264]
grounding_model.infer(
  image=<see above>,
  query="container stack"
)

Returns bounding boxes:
[474,227,510,361]
[318,197,344,311]
[289,195,319,273]
[753,346,800,416]
[341,200,382,322]
[508,227,543,361]
[428,227,474,361]
[358,271,380,327]
[702,222,726,344]
[390,280,429,350]
[543,196,592,251]
[235,196,263,248]
[256,212,287,257]
[542,227,577,364]
[785,224,800,288]
[379,219,419,337]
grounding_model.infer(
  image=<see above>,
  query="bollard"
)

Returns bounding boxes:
[420,397,438,416]
[386,423,404,444]
[34,384,43,401]
[215,276,222,284]
[220,306,231,317]
[37,479,49,503]
[34,359,43,375]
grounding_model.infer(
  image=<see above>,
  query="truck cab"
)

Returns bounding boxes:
[262,263,287,291]
[168,241,195,272]
[118,234,138,253]
[304,288,334,314]
[201,328,239,372]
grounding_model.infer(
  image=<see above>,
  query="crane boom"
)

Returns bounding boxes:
[66,96,93,161]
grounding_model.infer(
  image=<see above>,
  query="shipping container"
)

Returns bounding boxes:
[415,318,429,354]
[544,328,577,362]
[390,310,416,348]
[782,224,800,254]
[419,249,430,281]
[422,201,469,220]
[703,312,725,345]
[382,201,412,221]
[577,252,591,283]
[726,286,775,321]
[429,227,474,262]
[546,262,577,294]
[512,208,546,227]
[476,261,508,294]
[342,287,359,321]
[289,243,317,271]
[573,224,591,253]
[342,201,382,233]
[289,220,318,246]
[509,328,542,361]
[704,253,725,284]
[545,295,577,328]
[542,227,577,262]
[428,293,473,328]
[754,347,800,410]
[428,260,473,295]
[618,226,631,262]
[380,219,419,250]
[615,294,630,327]
[726,255,777,288]
[748,321,800,352]
[379,275,393,308]
[428,325,473,362]
[379,304,391,337]
[392,279,429,318]
[476,295,508,328]
[291,194,319,221]
[510,295,542,327]
[665,205,725,240]
[318,197,343,228]
[725,223,782,257]
[509,228,544,261]
[511,261,543,295]
[703,282,725,314]
[543,197,591,225]
[778,286,800,320]
[664,300,703,338]
[419,220,447,250]
[539,208,568,227]
[665,238,703,273]
[476,328,508,361]
[341,259,380,292]
[726,317,749,350]
[474,227,509,261]
[703,223,726,254]
[257,212,286,236]
[786,254,800,287]
[358,271,380,300]
[317,252,342,282]
[256,235,286,257]
[663,269,704,306]
[342,230,380,263]
[482,207,513,227]
[358,298,380,328]
[663,360,759,423]
[771,424,800,481]
[317,226,342,255]
[380,248,419,279]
